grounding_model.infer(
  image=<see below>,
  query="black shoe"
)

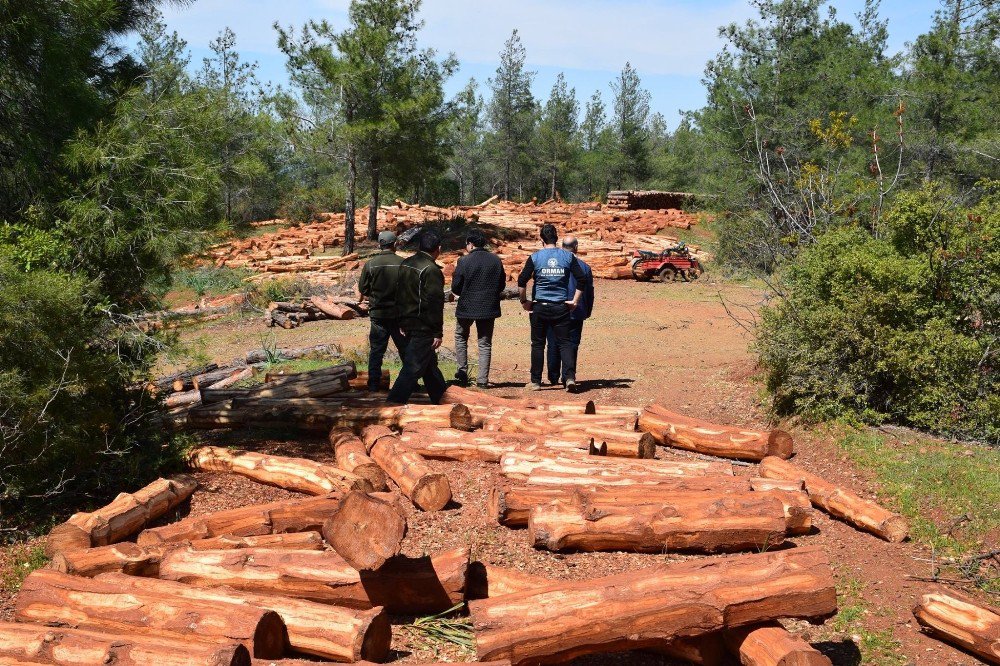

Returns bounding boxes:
[454,371,469,387]
[475,382,489,389]
[547,377,560,387]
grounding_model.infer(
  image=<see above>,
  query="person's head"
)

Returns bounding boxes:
[540,224,558,246]
[561,235,579,254]
[419,230,442,257]
[377,230,397,250]
[466,229,487,251]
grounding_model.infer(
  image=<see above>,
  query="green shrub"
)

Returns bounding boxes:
[758,183,1000,443]
[249,277,316,308]
[172,266,251,298]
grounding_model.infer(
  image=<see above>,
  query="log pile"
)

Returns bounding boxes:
[266,297,366,329]
[606,190,700,210]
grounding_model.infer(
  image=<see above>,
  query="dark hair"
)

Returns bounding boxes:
[466,230,487,248]
[540,224,558,245]
[419,230,442,253]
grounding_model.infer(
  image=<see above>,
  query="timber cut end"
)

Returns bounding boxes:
[768,429,795,459]
[448,404,476,431]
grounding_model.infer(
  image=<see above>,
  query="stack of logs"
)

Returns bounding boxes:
[17,372,994,666]
[605,190,700,211]
[267,296,367,329]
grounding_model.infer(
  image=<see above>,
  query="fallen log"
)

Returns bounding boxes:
[309,297,358,320]
[0,621,250,666]
[329,428,388,490]
[164,388,201,408]
[188,446,373,495]
[469,546,837,664]
[750,477,805,493]
[724,623,832,666]
[15,569,287,658]
[155,363,219,393]
[99,573,390,663]
[398,428,603,462]
[499,451,732,482]
[759,456,908,542]
[912,592,1000,664]
[47,475,198,555]
[347,370,390,391]
[245,344,340,365]
[159,546,469,614]
[523,468,735,488]
[322,491,407,571]
[362,426,452,511]
[639,404,794,461]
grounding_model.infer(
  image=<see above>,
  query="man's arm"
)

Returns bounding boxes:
[424,265,446,344]
[356,263,371,302]
[566,256,588,309]
[451,258,464,296]
[517,256,535,311]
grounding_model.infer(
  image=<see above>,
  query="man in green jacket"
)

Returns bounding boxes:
[358,231,408,392]
[387,230,447,404]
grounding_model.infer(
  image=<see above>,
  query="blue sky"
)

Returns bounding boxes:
[153,0,944,129]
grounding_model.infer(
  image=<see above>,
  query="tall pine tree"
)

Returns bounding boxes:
[611,62,651,187]
[487,30,536,200]
[538,73,580,199]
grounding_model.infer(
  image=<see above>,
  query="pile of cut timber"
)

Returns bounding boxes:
[606,190,700,210]
[267,296,366,329]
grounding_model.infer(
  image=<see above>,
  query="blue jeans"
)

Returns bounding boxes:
[546,320,584,385]
[368,317,408,391]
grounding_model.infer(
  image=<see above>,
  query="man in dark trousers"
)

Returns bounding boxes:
[517,223,589,392]
[452,229,506,388]
[357,231,407,392]
[546,235,594,386]
[387,230,448,404]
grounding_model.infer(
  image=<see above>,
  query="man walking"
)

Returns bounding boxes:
[452,229,506,388]
[517,224,590,392]
[546,235,593,386]
[387,231,448,405]
[357,231,407,392]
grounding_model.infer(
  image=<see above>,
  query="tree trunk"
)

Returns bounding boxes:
[368,167,379,241]
[158,547,469,615]
[759,456,908,542]
[0,621,250,666]
[188,446,372,495]
[99,572,390,663]
[362,426,453,511]
[398,428,604,462]
[348,370,390,392]
[912,592,1000,664]
[639,405,794,461]
[469,546,837,664]
[47,475,198,555]
[724,623,833,666]
[498,451,732,483]
[15,569,286,659]
[322,491,407,571]
[344,144,357,256]
[329,428,388,491]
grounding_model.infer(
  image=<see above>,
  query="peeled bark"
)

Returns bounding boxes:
[913,592,1000,664]
[398,428,602,462]
[499,451,732,482]
[750,478,805,493]
[639,405,793,461]
[724,623,832,666]
[322,491,407,571]
[0,622,250,666]
[158,546,469,615]
[523,469,736,488]
[469,546,837,664]
[15,569,286,659]
[363,426,452,511]
[329,428,388,490]
[189,446,373,495]
[759,456,908,542]
[47,475,197,555]
[98,572,390,663]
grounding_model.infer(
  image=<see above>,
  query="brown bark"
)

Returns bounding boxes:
[469,546,837,664]
[241,364,354,400]
[322,491,407,571]
[348,370,390,391]
[99,572,390,663]
[523,469,736,488]
[639,404,794,461]
[309,297,357,320]
[15,569,286,658]
[0,621,250,666]
[499,451,732,482]
[912,592,1000,664]
[362,426,452,511]
[759,456,908,542]
[159,546,469,615]
[724,623,832,665]
[47,475,197,555]
[165,389,201,408]
[187,401,473,433]
[398,428,602,462]
[750,477,805,493]
[329,428,388,490]
[188,446,373,495]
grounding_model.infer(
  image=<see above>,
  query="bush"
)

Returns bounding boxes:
[758,183,1000,443]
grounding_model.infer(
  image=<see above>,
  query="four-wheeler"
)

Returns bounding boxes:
[629,242,704,282]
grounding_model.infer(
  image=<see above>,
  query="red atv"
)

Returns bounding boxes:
[630,243,704,282]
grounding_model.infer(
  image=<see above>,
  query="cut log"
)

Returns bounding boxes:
[245,344,340,365]
[347,370,390,391]
[913,592,1000,664]
[0,621,250,666]
[724,623,832,665]
[158,546,469,614]
[469,546,837,664]
[310,297,357,320]
[398,428,599,462]
[155,363,219,393]
[194,367,247,390]
[99,573,390,663]
[523,469,735,488]
[759,456,908,542]
[639,405,794,461]
[329,428,388,490]
[207,367,254,391]
[750,478,805,493]
[47,475,197,555]
[499,451,732,482]
[188,446,373,495]
[15,569,286,658]
[362,426,452,511]
[165,388,202,408]
[49,532,324,577]
[322,491,407,571]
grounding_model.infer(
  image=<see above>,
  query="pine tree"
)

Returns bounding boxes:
[580,90,614,198]
[449,78,486,204]
[610,62,651,188]
[487,30,536,200]
[538,73,580,200]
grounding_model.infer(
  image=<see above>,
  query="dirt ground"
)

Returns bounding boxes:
[4,277,991,665]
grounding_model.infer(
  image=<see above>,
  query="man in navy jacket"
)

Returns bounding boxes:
[451,229,506,388]
[546,235,593,386]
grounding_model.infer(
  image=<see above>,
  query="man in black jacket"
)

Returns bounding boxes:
[387,231,448,404]
[357,231,407,392]
[452,229,506,388]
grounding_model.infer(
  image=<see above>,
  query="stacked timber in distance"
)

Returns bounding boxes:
[606,190,699,211]
[267,296,364,329]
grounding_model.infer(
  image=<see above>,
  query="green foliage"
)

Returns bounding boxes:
[610,62,652,188]
[1,544,49,592]
[537,73,581,200]
[486,30,537,200]
[171,267,251,298]
[249,277,316,308]
[448,78,487,204]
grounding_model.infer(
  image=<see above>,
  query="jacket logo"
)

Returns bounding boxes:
[547,257,558,268]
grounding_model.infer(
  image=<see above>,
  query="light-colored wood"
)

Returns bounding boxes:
[759,456,908,542]
[523,468,734,488]
[724,623,832,665]
[15,569,286,658]
[188,446,372,495]
[913,592,1000,664]
[398,428,598,462]
[159,546,469,614]
[329,428,388,490]
[639,404,794,461]
[322,491,407,571]
[469,546,837,664]
[499,450,732,482]
[750,477,805,492]
[362,426,452,511]
[47,475,197,555]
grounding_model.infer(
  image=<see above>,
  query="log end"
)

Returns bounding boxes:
[323,491,407,570]
[358,606,393,662]
[362,425,396,452]
[411,473,453,512]
[584,400,596,415]
[253,610,290,659]
[45,523,91,557]
[637,432,658,459]
[880,514,909,543]
[448,404,476,432]
[354,462,389,492]
[767,430,795,459]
